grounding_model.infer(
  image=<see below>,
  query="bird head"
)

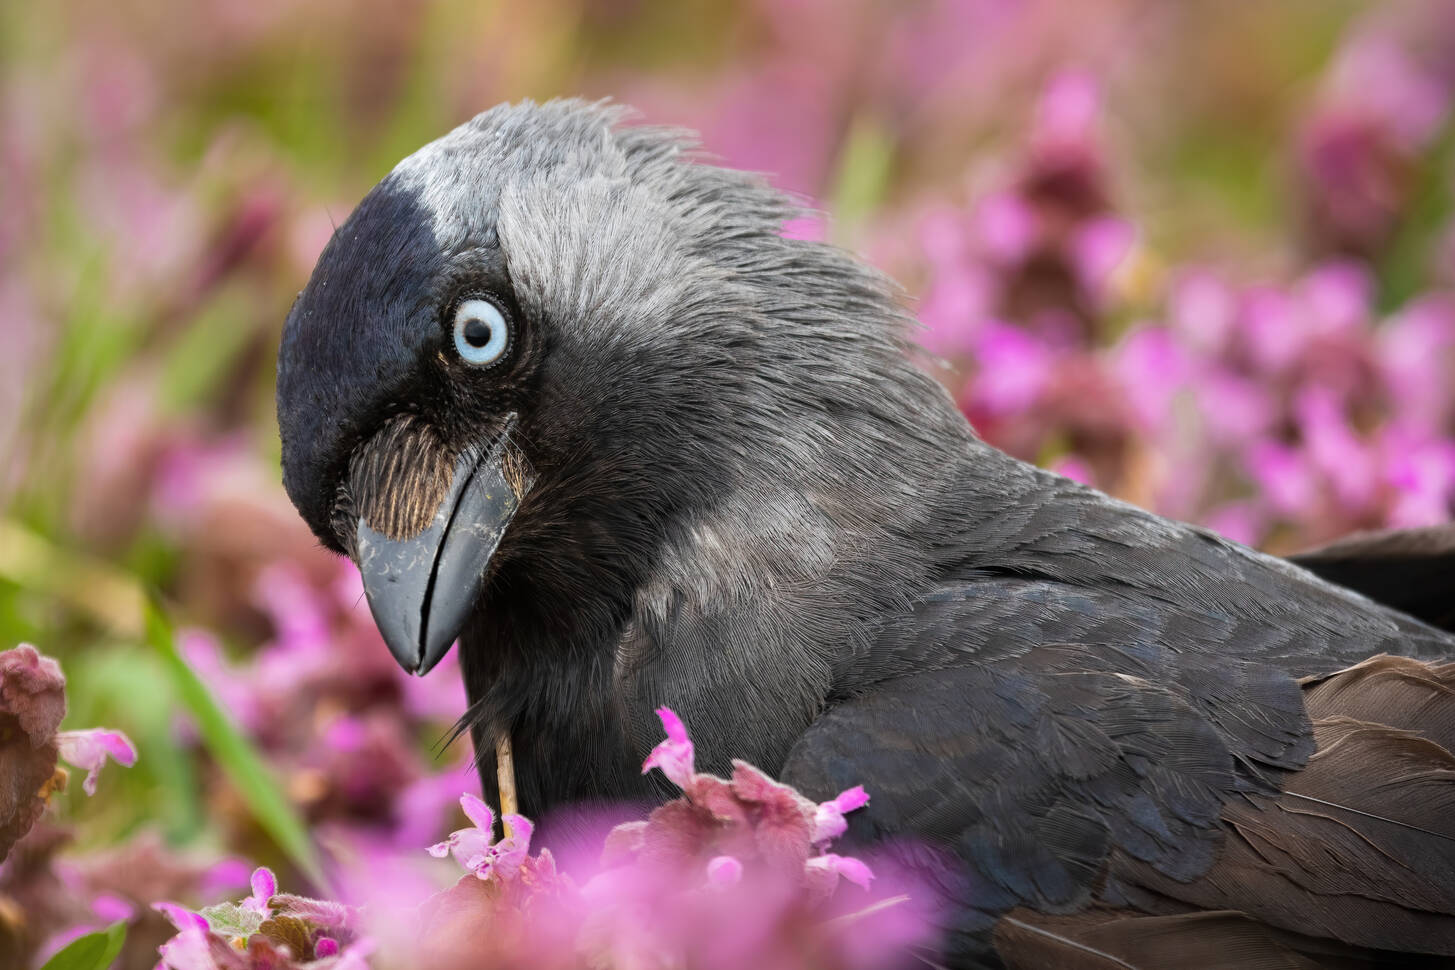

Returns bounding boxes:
[277,99,960,678]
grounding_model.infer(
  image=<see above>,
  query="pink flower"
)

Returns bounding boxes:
[1069,216,1135,300]
[427,793,535,881]
[642,707,696,788]
[241,866,276,915]
[1246,442,1317,517]
[810,786,869,845]
[968,321,1057,416]
[706,855,743,886]
[1032,71,1101,159]
[1170,270,1237,354]
[1109,327,1190,433]
[804,853,874,893]
[153,901,218,970]
[974,192,1036,265]
[1298,261,1371,337]
[55,728,137,796]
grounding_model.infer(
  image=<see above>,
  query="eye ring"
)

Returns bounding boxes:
[452,298,511,367]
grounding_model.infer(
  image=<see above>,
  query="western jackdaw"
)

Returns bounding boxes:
[276,100,1455,968]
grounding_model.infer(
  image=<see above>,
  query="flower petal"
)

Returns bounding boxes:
[811,785,870,844]
[56,728,138,796]
[459,793,495,833]
[806,853,875,891]
[641,707,695,787]
[706,855,743,886]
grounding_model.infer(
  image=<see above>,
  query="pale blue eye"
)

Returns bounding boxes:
[452,299,509,366]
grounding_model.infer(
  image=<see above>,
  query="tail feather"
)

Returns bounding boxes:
[994,908,1324,970]
[1290,526,1455,632]
[1094,655,1455,966]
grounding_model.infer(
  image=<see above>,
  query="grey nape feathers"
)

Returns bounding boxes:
[277,99,1455,969]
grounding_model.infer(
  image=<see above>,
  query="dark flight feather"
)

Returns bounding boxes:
[1290,526,1455,632]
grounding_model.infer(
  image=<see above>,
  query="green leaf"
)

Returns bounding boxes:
[39,922,127,970]
[827,114,896,243]
[144,597,329,887]
[200,900,266,939]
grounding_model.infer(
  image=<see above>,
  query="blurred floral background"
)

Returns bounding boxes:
[2,0,1454,966]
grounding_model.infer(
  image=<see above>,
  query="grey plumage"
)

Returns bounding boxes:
[277,99,1455,968]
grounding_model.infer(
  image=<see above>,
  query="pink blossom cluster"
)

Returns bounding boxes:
[910,57,1455,550]
[149,709,932,970]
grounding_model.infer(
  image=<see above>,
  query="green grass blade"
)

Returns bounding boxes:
[39,921,127,970]
[144,597,328,888]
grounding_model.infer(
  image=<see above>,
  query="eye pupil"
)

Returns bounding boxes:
[463,318,492,347]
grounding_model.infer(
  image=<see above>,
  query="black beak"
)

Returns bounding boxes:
[354,421,527,675]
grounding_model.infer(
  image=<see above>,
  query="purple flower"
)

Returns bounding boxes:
[642,707,696,788]
[55,728,136,796]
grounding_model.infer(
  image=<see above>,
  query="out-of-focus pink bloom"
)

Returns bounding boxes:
[918,267,993,355]
[1324,37,1449,150]
[391,763,481,850]
[1296,386,1378,511]
[1069,216,1134,300]
[1246,442,1318,517]
[1171,270,1237,354]
[201,857,255,898]
[1240,287,1309,375]
[1109,327,1190,432]
[642,707,696,788]
[1298,260,1372,337]
[804,853,874,894]
[1299,37,1449,252]
[1049,454,1095,486]
[1032,71,1101,160]
[1196,371,1274,447]
[254,562,332,655]
[179,629,261,733]
[968,321,1057,415]
[1383,426,1455,527]
[1201,502,1266,547]
[55,729,137,796]
[706,855,743,886]
[1377,296,1455,432]
[919,205,974,274]
[974,192,1036,265]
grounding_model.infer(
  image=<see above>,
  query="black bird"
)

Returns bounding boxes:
[276,100,1455,968]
